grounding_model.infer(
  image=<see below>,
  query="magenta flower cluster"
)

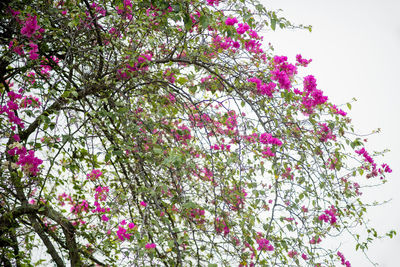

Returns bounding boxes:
[8,147,43,176]
[259,133,283,146]
[318,205,338,225]
[118,53,152,79]
[236,23,250,35]
[295,75,328,114]
[317,123,336,142]
[86,169,103,181]
[355,147,392,178]
[145,243,156,249]
[20,14,40,38]
[248,77,276,97]
[331,104,347,117]
[189,208,206,224]
[212,35,240,51]
[225,17,238,26]
[288,250,298,258]
[296,54,312,67]
[116,225,131,241]
[271,56,297,90]
[215,217,230,236]
[70,200,89,215]
[1,91,25,128]
[256,238,274,251]
[337,251,351,267]
[226,186,247,211]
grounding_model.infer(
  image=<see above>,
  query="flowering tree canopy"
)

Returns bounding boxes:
[0,0,395,266]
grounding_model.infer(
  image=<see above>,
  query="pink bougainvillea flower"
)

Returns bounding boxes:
[225,17,238,26]
[101,215,109,222]
[21,15,40,38]
[145,243,156,249]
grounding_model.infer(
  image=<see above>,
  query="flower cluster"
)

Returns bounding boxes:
[206,0,219,6]
[94,186,109,201]
[210,143,231,151]
[331,104,347,117]
[248,77,276,97]
[288,250,298,258]
[310,236,322,244]
[215,217,230,236]
[173,124,192,144]
[8,145,43,176]
[20,14,40,38]
[355,148,392,178]
[317,123,336,142]
[58,192,73,207]
[256,238,274,251]
[236,23,250,35]
[296,54,312,67]
[337,251,351,267]
[145,243,156,249]
[118,53,152,79]
[318,205,338,225]
[20,95,41,108]
[296,75,328,114]
[116,224,131,241]
[1,90,25,128]
[259,133,282,146]
[271,56,297,90]
[225,186,247,211]
[116,0,133,20]
[189,208,206,224]
[163,68,176,84]
[86,169,103,181]
[70,200,89,215]
[225,17,238,26]
[212,34,240,51]
[281,167,294,180]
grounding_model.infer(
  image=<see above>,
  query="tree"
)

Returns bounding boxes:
[0,0,395,266]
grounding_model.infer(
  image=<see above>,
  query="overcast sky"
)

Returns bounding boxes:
[261,0,400,266]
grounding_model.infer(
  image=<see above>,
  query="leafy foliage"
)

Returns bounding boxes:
[0,0,394,266]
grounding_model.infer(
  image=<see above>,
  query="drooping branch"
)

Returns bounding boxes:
[0,204,83,266]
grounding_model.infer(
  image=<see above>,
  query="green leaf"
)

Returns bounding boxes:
[271,19,276,31]
[184,14,193,31]
[199,15,209,29]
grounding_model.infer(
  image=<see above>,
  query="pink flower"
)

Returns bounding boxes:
[256,238,274,251]
[21,15,40,38]
[145,243,156,249]
[296,54,312,67]
[233,41,240,48]
[86,169,103,180]
[206,0,219,6]
[12,134,20,142]
[236,23,250,34]
[116,226,131,241]
[288,250,298,258]
[101,215,109,222]
[301,206,308,213]
[225,17,238,26]
[128,222,135,229]
[28,42,39,60]
[140,201,147,207]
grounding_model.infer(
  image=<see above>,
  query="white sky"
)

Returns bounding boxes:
[261,0,400,266]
